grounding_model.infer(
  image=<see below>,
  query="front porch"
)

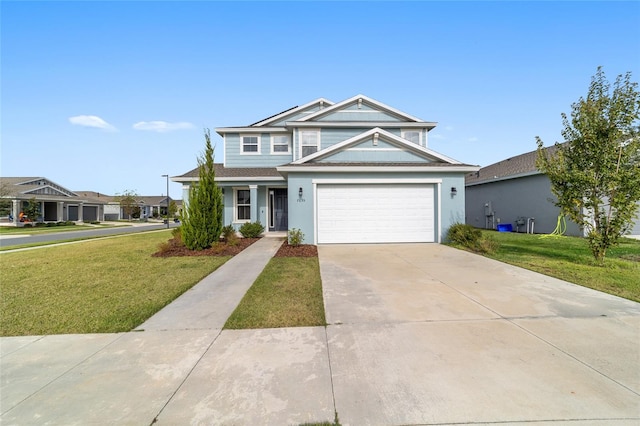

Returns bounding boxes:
[221,184,289,233]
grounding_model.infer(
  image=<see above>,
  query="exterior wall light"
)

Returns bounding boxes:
[299,187,303,197]
[451,187,457,195]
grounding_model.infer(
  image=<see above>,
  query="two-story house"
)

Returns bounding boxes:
[173,95,479,244]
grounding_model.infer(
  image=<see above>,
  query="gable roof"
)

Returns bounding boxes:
[292,127,461,165]
[465,144,561,186]
[296,94,428,124]
[249,98,334,127]
[0,177,78,198]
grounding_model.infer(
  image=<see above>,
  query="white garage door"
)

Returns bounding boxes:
[317,184,435,244]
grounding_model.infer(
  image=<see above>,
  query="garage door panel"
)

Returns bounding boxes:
[317,184,435,244]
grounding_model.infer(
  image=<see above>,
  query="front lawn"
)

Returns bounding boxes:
[479,231,640,302]
[225,255,326,329]
[0,230,229,336]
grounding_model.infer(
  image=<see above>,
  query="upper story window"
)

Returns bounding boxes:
[402,130,422,146]
[300,129,320,158]
[241,135,260,154]
[271,135,290,154]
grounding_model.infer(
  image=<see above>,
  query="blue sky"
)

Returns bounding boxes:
[2,1,639,198]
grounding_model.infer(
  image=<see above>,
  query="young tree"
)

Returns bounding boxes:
[116,190,139,220]
[181,129,224,250]
[536,67,640,262]
[168,200,178,219]
[23,197,41,222]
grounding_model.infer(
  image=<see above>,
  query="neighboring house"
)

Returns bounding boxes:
[464,147,640,237]
[173,95,479,244]
[95,194,175,220]
[136,196,173,219]
[0,177,108,223]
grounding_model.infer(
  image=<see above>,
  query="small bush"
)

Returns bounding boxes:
[448,223,482,246]
[288,228,304,247]
[35,222,46,227]
[239,222,264,238]
[171,227,184,247]
[89,221,100,225]
[64,221,75,226]
[221,224,238,245]
[46,222,57,227]
[447,223,498,254]
[56,221,66,226]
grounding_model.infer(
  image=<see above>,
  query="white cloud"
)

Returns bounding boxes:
[69,115,116,131]
[430,134,445,140]
[468,137,479,142]
[132,121,194,133]
[444,126,454,131]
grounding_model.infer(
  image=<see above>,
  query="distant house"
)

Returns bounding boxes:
[0,178,179,224]
[464,147,640,237]
[0,177,109,223]
[174,95,479,244]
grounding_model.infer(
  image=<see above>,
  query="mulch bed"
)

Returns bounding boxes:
[152,237,260,257]
[274,241,318,257]
[152,237,318,258]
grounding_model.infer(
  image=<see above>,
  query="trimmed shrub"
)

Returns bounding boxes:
[288,228,304,247]
[239,222,264,238]
[447,223,498,254]
[447,223,482,247]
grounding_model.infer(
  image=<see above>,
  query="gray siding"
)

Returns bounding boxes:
[465,174,582,236]
[630,204,640,235]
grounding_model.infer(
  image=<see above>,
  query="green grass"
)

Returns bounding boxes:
[224,257,326,329]
[476,231,640,302]
[0,223,124,234]
[0,230,229,336]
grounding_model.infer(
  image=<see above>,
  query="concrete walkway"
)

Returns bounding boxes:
[1,242,639,425]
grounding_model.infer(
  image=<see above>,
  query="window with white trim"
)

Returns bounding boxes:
[271,135,290,154]
[235,189,251,221]
[241,135,260,154]
[300,129,319,157]
[402,130,422,146]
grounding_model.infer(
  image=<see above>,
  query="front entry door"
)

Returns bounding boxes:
[269,188,288,232]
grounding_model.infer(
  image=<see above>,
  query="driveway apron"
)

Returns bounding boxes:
[319,243,640,425]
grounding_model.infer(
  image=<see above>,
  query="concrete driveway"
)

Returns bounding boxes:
[2,241,638,425]
[319,243,640,425]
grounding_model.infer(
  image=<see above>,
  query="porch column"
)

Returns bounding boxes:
[11,200,19,224]
[57,202,64,222]
[249,185,258,223]
[78,202,84,223]
[40,201,45,222]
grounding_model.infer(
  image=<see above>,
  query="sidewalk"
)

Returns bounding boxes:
[0,236,333,425]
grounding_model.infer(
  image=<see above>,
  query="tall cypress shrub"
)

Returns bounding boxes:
[182,129,224,250]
